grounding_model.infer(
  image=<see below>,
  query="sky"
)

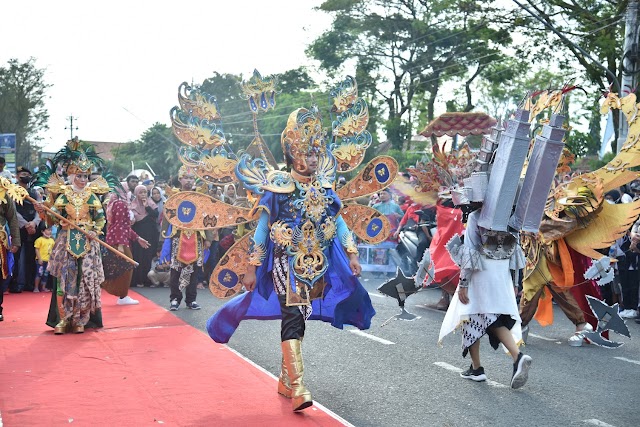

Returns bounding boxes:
[0,0,332,152]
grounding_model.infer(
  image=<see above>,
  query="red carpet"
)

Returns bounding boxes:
[0,291,348,427]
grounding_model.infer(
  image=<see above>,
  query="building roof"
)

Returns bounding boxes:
[85,141,125,161]
[419,112,497,137]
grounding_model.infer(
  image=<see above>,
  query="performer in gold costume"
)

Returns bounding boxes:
[36,142,110,334]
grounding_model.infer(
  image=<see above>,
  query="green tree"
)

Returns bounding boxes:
[0,58,50,168]
[509,0,628,151]
[110,123,180,178]
[308,0,513,150]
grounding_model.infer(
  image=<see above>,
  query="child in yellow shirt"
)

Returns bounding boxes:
[34,227,55,292]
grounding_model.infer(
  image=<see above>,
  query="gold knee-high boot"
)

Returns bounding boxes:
[278,336,302,398]
[281,339,313,411]
[277,356,292,398]
[54,295,69,335]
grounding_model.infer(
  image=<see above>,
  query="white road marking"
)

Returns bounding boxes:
[583,419,617,427]
[433,362,508,388]
[368,292,385,298]
[614,356,640,366]
[528,333,557,342]
[348,329,395,345]
[223,345,355,427]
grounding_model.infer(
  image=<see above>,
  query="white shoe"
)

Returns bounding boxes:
[117,296,139,305]
[620,309,637,319]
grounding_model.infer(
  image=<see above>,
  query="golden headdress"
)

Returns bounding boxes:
[281,107,327,165]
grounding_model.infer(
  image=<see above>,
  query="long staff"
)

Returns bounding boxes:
[28,195,139,267]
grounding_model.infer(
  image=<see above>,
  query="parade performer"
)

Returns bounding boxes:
[161,165,213,311]
[436,94,570,389]
[164,74,396,411]
[519,89,640,346]
[35,141,111,334]
[396,143,473,309]
[0,178,21,321]
[440,202,531,388]
[207,107,377,411]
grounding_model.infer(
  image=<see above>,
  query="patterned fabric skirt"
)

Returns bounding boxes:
[48,231,105,325]
[102,246,134,298]
[461,313,516,357]
[272,247,312,320]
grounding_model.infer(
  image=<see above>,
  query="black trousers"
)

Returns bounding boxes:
[619,269,640,310]
[279,295,305,342]
[10,228,38,292]
[169,267,199,305]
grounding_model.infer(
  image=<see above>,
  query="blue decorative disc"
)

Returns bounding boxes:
[177,200,197,223]
[366,218,384,238]
[218,269,238,288]
[374,163,390,183]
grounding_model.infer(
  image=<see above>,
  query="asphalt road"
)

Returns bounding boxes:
[136,275,640,427]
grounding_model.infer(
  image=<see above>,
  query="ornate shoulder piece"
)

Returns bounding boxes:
[235,154,294,194]
[336,155,398,202]
[86,176,110,195]
[44,174,68,197]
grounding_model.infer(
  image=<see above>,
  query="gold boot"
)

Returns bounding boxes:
[277,356,292,398]
[54,319,69,334]
[73,324,85,334]
[54,295,68,335]
[281,339,312,411]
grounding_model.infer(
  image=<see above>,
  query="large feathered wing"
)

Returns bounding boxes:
[565,200,640,260]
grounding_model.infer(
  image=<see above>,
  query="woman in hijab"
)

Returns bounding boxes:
[150,186,165,232]
[130,185,159,288]
[102,185,150,304]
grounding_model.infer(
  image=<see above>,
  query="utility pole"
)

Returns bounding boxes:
[65,115,78,140]
[616,0,640,153]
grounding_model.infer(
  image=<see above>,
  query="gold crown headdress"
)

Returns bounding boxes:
[281,107,327,165]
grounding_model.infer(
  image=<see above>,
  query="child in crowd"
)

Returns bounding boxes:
[33,227,55,292]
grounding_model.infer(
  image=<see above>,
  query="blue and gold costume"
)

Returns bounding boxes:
[166,75,396,412]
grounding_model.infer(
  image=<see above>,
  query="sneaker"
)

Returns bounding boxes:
[33,288,39,293]
[186,301,201,310]
[0,314,3,321]
[170,299,179,311]
[621,309,638,319]
[117,296,139,305]
[511,353,532,389]
[460,365,487,382]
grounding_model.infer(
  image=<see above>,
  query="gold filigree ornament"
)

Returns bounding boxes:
[330,75,358,114]
[177,82,221,121]
[270,220,293,247]
[0,177,28,205]
[291,220,327,283]
[320,216,337,242]
[300,179,328,223]
[242,69,277,113]
[545,174,604,222]
[170,107,227,150]
[281,108,327,162]
[179,150,237,185]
